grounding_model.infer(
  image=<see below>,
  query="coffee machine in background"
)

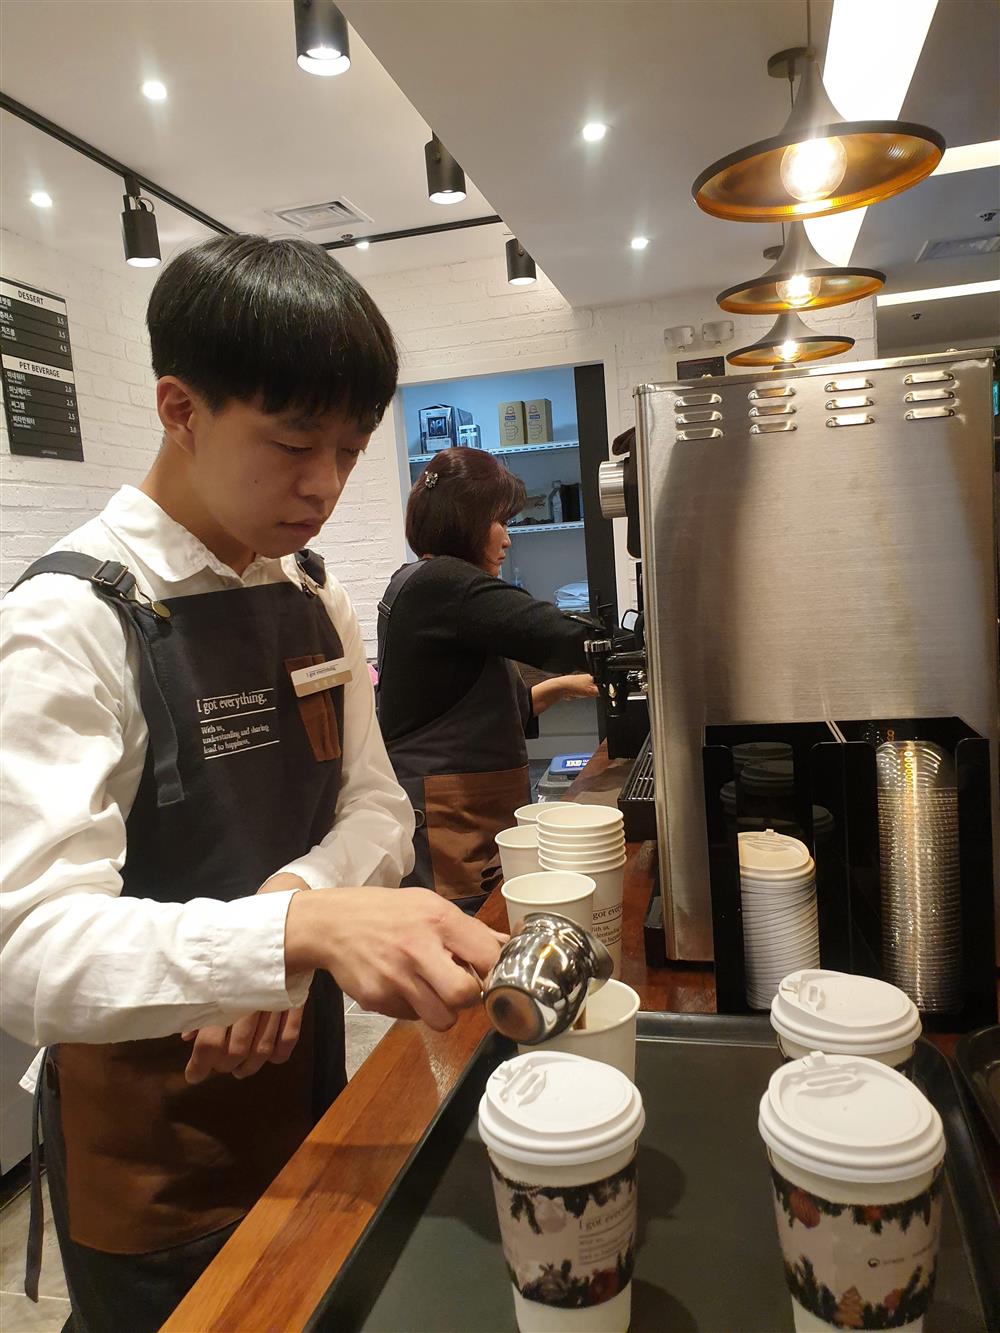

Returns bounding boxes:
[596,349,998,1031]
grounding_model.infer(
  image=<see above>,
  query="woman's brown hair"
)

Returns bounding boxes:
[406,447,527,565]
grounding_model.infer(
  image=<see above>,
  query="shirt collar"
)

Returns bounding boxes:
[99,486,284,586]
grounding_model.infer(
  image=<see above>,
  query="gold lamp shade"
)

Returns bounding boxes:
[727,309,854,368]
[693,56,944,223]
[717,222,885,314]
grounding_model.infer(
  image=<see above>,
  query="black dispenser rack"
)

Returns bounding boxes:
[704,718,996,1031]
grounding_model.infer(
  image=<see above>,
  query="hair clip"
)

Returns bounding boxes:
[423,471,439,489]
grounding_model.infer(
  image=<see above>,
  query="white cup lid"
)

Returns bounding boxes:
[478,1050,644,1167]
[739,829,814,881]
[771,969,922,1055]
[758,1051,944,1184]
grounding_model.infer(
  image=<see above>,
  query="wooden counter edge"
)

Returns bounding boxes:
[161,751,653,1332]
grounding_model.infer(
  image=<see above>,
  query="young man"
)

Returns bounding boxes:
[0,234,502,1331]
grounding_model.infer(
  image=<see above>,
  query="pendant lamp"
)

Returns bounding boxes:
[726,309,853,368]
[717,221,884,314]
[692,46,943,223]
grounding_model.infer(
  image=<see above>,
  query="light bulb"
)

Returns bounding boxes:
[141,80,167,101]
[30,191,53,208]
[297,47,350,76]
[428,188,466,205]
[354,240,370,250]
[775,272,822,307]
[780,136,848,203]
[777,339,799,361]
[582,122,608,142]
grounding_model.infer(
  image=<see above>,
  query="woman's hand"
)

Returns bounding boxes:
[530,673,600,716]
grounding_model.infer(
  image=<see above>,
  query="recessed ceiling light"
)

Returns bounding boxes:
[630,236,649,250]
[876,279,1000,307]
[355,240,370,250]
[30,191,53,208]
[142,80,167,101]
[582,122,607,142]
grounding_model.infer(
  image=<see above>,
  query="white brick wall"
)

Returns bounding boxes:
[1,228,875,650]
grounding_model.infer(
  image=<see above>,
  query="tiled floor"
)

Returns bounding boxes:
[0,999,395,1331]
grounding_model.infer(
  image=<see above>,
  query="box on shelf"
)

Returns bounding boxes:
[418,404,473,452]
[497,400,527,447]
[459,423,482,449]
[524,398,553,444]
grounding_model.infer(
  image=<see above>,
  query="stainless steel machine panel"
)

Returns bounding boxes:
[635,351,999,961]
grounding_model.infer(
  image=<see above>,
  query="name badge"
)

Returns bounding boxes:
[290,657,352,698]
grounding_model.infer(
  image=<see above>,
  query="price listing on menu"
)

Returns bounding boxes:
[1,278,83,461]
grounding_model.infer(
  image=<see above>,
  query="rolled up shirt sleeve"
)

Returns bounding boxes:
[278,579,415,891]
[1,578,307,1047]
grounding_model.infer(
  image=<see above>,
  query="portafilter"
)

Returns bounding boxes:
[481,911,614,1044]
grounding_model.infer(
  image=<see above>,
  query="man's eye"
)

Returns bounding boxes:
[273,441,312,455]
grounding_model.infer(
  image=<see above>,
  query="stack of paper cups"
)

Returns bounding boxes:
[739,829,820,1010]
[536,805,626,977]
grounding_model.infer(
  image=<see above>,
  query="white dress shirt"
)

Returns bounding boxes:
[1,486,414,1048]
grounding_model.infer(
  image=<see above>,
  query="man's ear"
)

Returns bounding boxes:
[156,377,202,456]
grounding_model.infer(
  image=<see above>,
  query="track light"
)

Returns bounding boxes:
[506,238,537,285]
[692,46,943,223]
[121,178,160,268]
[727,309,853,368]
[294,0,351,76]
[717,221,884,315]
[425,133,466,205]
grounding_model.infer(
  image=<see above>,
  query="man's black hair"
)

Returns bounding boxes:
[146,234,398,428]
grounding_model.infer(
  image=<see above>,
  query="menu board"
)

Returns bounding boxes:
[1,278,83,461]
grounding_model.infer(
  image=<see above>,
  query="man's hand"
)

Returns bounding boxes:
[531,673,600,716]
[182,871,310,1084]
[285,886,506,1032]
[182,1007,303,1085]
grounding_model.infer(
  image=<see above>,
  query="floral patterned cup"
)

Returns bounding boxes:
[478,1051,644,1332]
[759,1052,945,1332]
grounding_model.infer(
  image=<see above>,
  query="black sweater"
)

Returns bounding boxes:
[377,557,595,743]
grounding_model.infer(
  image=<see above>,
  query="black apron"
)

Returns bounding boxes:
[12,550,348,1328]
[377,561,531,907]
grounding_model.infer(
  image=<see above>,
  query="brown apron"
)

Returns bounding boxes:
[11,550,348,1260]
[377,561,531,905]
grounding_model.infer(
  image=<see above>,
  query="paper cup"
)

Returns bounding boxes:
[538,849,626,871]
[771,970,921,1073]
[534,854,624,977]
[502,872,595,933]
[515,804,547,826]
[537,824,626,845]
[537,804,624,833]
[759,1052,945,1333]
[479,1051,645,1333]
[519,981,640,1080]
[497,825,541,880]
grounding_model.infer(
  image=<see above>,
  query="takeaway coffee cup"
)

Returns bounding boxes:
[497,825,542,880]
[516,803,547,825]
[518,980,640,1080]
[771,969,922,1073]
[758,1051,945,1333]
[502,872,595,934]
[537,854,625,978]
[479,1051,645,1332]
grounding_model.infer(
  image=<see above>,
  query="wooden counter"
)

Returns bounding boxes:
[163,750,996,1332]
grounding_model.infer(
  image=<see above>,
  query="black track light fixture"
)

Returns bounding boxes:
[294,0,351,77]
[506,239,537,286]
[425,133,467,205]
[121,177,160,268]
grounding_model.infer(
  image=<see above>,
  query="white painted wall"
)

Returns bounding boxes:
[1,228,876,651]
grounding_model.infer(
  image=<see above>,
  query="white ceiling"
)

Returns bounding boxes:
[0,0,503,279]
[1,0,997,352]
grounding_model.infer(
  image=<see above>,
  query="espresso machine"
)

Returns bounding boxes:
[597,349,999,1028]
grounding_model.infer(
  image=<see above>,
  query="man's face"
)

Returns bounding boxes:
[184,394,373,559]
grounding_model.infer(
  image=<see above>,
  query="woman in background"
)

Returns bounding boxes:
[377,448,600,909]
